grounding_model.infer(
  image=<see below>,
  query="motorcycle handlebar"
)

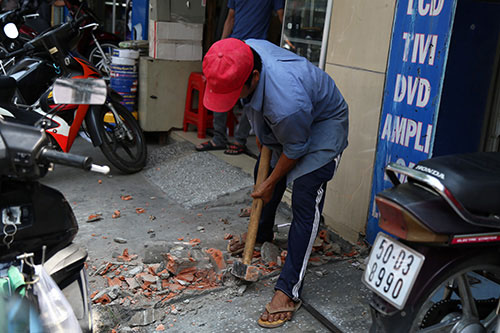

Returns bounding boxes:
[40,148,111,175]
[0,41,34,59]
[40,148,92,170]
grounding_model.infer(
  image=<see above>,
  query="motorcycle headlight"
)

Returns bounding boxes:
[4,23,19,39]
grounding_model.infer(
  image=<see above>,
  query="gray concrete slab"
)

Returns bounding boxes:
[145,142,253,208]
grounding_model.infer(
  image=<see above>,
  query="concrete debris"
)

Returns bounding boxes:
[125,277,140,290]
[128,308,165,327]
[143,241,171,264]
[330,243,342,255]
[114,237,128,244]
[92,285,122,304]
[237,285,247,296]
[260,242,281,265]
[91,247,223,308]
[124,265,143,278]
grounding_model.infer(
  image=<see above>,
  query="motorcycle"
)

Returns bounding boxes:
[0,5,39,73]
[0,0,121,76]
[63,0,121,76]
[364,153,500,332]
[0,78,110,332]
[0,12,147,174]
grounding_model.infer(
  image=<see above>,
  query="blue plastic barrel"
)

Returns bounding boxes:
[110,63,138,112]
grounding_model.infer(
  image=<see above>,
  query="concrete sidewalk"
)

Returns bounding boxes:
[169,130,373,332]
[41,132,372,332]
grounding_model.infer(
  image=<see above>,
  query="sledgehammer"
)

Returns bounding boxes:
[232,146,271,282]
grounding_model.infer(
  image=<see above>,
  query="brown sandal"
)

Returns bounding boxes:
[257,300,302,328]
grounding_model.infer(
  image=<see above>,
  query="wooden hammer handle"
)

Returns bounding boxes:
[243,146,271,265]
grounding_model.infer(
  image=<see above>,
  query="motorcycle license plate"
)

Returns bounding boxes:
[363,233,425,309]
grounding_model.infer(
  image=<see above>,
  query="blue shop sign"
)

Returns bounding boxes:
[366,0,457,243]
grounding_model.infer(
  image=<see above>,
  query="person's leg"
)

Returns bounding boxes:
[212,111,228,146]
[195,111,227,150]
[260,156,340,325]
[234,112,252,147]
[225,111,252,155]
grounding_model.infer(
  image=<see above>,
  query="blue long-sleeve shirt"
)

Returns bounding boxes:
[243,39,349,183]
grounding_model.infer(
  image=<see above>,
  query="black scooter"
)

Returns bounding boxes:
[0,78,109,332]
[365,153,500,332]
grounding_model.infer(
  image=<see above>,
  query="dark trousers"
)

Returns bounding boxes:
[255,155,340,301]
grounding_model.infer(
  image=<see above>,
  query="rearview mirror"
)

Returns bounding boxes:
[52,79,107,105]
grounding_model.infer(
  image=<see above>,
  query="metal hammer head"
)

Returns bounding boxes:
[231,260,261,282]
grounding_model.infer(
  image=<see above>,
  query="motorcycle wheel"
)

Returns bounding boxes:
[97,102,147,174]
[87,41,118,77]
[407,254,500,332]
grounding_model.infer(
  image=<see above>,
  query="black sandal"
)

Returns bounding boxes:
[195,140,226,151]
[224,143,246,155]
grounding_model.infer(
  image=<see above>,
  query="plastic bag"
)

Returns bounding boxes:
[33,265,82,333]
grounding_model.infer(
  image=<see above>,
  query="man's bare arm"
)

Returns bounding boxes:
[221,9,235,39]
[276,8,284,25]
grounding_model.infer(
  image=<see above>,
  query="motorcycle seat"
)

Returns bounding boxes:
[0,76,16,104]
[416,152,500,217]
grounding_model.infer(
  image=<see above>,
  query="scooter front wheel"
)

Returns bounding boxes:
[97,102,147,173]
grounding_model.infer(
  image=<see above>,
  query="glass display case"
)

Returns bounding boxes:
[280,0,330,68]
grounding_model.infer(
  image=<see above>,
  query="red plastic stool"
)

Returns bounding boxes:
[183,72,237,139]
[183,72,212,139]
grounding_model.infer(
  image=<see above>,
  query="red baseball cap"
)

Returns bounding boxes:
[202,38,254,112]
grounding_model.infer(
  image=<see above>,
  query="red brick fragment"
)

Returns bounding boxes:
[94,294,111,305]
[205,248,226,271]
[117,248,132,262]
[319,229,329,242]
[148,266,157,276]
[107,277,122,287]
[100,263,114,275]
[344,250,358,257]
[189,238,201,246]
